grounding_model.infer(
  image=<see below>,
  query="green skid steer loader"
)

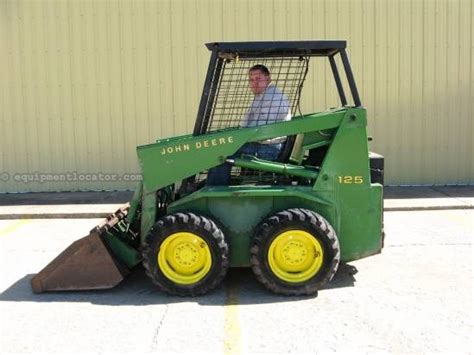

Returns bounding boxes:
[31,41,384,296]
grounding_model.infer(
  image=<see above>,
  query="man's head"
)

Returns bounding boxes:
[248,64,271,95]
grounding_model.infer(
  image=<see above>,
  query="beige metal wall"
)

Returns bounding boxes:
[1,0,472,192]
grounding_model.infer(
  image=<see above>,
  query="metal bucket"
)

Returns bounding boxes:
[31,206,132,293]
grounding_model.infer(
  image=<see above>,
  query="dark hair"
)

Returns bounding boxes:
[249,64,270,76]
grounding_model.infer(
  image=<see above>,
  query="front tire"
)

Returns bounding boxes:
[142,212,229,296]
[250,208,340,296]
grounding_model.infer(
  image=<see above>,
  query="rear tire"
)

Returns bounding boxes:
[142,212,229,296]
[250,208,340,296]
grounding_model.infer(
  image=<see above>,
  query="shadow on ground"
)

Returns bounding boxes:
[0,264,357,306]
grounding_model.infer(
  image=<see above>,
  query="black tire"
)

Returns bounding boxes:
[142,212,229,296]
[250,208,340,296]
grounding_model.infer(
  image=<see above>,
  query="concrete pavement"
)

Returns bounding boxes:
[0,186,472,219]
[1,210,472,353]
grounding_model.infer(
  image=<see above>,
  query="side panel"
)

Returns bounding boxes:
[167,187,337,267]
[167,186,382,266]
[314,109,383,261]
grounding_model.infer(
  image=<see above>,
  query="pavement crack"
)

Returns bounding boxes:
[150,304,169,351]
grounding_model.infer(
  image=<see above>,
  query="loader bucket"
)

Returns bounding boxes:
[31,206,132,293]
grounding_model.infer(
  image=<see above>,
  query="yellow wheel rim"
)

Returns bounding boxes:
[158,232,212,285]
[268,230,324,283]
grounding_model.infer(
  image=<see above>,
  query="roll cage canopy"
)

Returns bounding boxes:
[194,40,361,136]
[206,40,346,57]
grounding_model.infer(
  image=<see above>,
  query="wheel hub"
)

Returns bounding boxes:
[174,242,199,266]
[268,230,324,283]
[158,232,212,285]
[282,240,307,265]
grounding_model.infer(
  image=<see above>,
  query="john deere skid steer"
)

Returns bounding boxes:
[31,41,384,296]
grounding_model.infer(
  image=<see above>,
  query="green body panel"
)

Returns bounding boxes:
[102,231,142,268]
[166,184,381,265]
[167,186,335,266]
[102,107,383,269]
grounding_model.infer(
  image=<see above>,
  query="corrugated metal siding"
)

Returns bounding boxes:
[0,0,472,192]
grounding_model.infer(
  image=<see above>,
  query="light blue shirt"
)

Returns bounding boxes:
[241,84,291,127]
[240,84,291,144]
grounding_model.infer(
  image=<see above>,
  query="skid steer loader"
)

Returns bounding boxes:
[31,41,384,296]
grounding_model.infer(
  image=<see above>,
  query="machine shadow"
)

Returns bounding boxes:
[0,264,357,306]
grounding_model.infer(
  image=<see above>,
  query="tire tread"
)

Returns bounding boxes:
[250,208,340,296]
[142,212,229,297]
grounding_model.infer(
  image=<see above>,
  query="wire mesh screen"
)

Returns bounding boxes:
[205,56,309,132]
